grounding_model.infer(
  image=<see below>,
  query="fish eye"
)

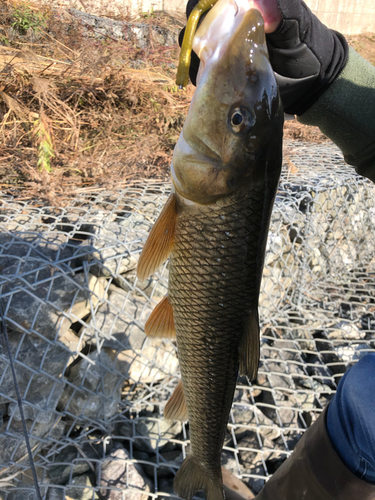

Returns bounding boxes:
[231,113,243,126]
[229,107,252,134]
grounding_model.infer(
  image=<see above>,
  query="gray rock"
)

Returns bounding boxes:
[231,405,281,441]
[0,330,70,415]
[237,432,262,467]
[327,321,366,340]
[8,379,64,424]
[0,231,90,271]
[135,417,182,453]
[87,223,138,278]
[118,339,179,385]
[258,390,299,427]
[139,450,182,479]
[334,343,371,363]
[114,269,168,300]
[65,473,99,500]
[0,418,64,465]
[156,477,175,500]
[49,440,111,485]
[6,486,43,500]
[46,487,65,500]
[79,286,148,351]
[99,446,152,500]
[2,268,107,339]
[294,391,315,410]
[221,450,240,475]
[58,349,122,421]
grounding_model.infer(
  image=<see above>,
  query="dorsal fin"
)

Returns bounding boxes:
[145,295,176,339]
[164,379,188,422]
[137,193,177,281]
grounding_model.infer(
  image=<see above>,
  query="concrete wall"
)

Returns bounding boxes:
[304,0,375,34]
[47,0,375,34]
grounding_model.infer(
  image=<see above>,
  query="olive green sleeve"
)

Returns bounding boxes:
[298,47,375,182]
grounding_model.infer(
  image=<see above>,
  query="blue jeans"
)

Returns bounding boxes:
[327,353,375,483]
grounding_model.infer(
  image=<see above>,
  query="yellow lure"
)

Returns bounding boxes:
[176,0,219,88]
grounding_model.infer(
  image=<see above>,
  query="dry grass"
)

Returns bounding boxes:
[0,1,192,204]
[0,2,374,204]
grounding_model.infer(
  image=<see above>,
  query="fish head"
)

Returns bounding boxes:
[171,4,284,205]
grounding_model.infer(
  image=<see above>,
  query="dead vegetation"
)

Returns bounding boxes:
[0,1,374,204]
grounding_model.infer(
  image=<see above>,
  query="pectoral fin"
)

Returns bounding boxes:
[164,379,188,422]
[239,309,260,381]
[137,193,177,281]
[145,295,176,339]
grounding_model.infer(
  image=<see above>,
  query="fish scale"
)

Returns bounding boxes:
[168,188,268,480]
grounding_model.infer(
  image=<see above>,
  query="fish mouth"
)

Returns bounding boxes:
[193,0,259,85]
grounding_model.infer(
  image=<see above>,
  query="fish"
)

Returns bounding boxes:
[137,1,284,498]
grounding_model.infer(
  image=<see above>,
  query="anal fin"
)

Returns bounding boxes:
[145,295,176,339]
[137,193,177,281]
[239,309,260,381]
[164,379,188,422]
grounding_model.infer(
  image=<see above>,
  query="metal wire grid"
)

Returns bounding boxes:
[0,141,374,499]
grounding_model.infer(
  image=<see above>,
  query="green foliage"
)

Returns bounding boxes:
[11,3,47,34]
[140,6,155,18]
[33,116,55,173]
[0,35,9,46]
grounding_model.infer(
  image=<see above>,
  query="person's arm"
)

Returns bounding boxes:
[298,48,375,182]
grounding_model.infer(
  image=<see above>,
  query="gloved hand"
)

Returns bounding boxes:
[180,0,349,116]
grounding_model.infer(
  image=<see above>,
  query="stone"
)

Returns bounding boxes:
[58,349,122,421]
[334,343,371,363]
[326,321,366,340]
[86,223,138,278]
[79,286,148,351]
[156,478,174,500]
[59,329,86,353]
[135,417,182,453]
[114,269,168,300]
[231,405,281,441]
[99,446,152,500]
[120,339,179,385]
[294,391,316,410]
[221,450,240,475]
[7,486,44,500]
[257,389,299,427]
[2,267,107,339]
[65,473,99,500]
[139,450,182,479]
[0,330,71,418]
[0,418,64,465]
[8,378,65,424]
[361,313,375,332]
[49,439,111,485]
[0,231,90,271]
[46,487,65,500]
[237,433,267,494]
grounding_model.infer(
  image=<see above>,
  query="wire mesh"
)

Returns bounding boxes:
[0,140,374,499]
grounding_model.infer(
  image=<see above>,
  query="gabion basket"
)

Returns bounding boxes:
[0,140,374,500]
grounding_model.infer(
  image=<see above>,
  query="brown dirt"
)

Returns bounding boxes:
[0,2,374,205]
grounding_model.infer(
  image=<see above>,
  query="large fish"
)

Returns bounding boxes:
[137,1,283,499]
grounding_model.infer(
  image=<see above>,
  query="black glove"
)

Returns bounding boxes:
[180,0,349,116]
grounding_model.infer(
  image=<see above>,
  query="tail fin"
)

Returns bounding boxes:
[174,455,225,500]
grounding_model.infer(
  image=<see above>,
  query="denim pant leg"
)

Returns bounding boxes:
[327,353,375,483]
